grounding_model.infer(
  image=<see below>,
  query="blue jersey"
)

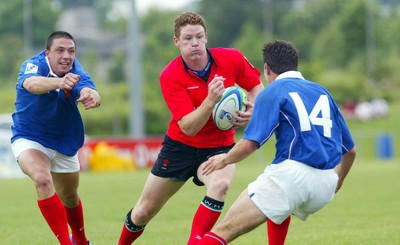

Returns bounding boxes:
[244,71,354,169]
[11,51,97,156]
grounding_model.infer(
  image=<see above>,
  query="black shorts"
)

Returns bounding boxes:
[151,135,234,186]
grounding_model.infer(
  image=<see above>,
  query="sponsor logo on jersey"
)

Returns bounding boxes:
[24,63,38,74]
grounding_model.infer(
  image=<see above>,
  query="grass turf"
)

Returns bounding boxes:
[1,157,399,244]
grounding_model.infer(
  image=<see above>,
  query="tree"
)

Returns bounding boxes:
[276,0,345,61]
[140,10,181,134]
[231,22,267,72]
[0,0,59,83]
[198,0,264,47]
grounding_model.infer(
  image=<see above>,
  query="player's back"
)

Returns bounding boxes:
[245,74,353,169]
[271,77,347,169]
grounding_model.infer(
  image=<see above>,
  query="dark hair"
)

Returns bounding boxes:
[262,40,298,74]
[174,12,207,38]
[45,31,76,50]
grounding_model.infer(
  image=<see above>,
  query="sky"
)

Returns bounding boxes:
[107,0,196,21]
[136,0,194,14]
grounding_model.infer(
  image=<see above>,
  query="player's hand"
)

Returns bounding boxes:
[77,88,101,110]
[60,73,80,91]
[202,153,228,175]
[232,100,254,128]
[207,74,226,104]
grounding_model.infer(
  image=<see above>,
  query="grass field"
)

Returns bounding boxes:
[1,100,398,245]
[1,156,399,245]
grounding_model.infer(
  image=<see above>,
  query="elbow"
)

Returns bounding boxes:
[23,78,43,94]
[349,147,357,157]
[248,84,264,102]
[351,148,357,162]
[343,147,356,163]
[178,121,198,137]
[23,82,40,94]
[180,126,197,137]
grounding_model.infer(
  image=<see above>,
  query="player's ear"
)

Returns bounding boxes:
[173,36,179,47]
[264,64,271,75]
[264,64,272,82]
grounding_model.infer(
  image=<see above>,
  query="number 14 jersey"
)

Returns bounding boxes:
[244,71,355,169]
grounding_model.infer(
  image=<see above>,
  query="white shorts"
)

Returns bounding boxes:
[11,138,80,173]
[248,159,338,224]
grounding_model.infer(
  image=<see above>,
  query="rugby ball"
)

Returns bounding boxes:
[212,86,247,130]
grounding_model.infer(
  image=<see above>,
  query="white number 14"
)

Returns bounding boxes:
[289,92,332,138]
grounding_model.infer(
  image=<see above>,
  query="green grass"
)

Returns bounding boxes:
[1,157,399,245]
[1,102,398,244]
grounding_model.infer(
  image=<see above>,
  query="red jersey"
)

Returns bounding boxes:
[160,48,261,148]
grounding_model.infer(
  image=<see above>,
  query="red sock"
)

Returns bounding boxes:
[196,232,226,245]
[65,199,88,245]
[267,216,291,245]
[118,209,146,245]
[187,197,224,245]
[118,223,144,245]
[38,194,73,245]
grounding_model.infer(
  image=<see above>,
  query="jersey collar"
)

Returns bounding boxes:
[276,71,304,81]
[45,56,60,77]
[182,49,214,71]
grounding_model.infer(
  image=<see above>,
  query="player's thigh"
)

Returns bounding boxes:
[214,189,267,242]
[17,149,52,180]
[136,173,185,212]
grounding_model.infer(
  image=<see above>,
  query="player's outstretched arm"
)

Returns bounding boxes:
[77,87,101,110]
[335,147,356,193]
[23,73,80,94]
[202,139,258,175]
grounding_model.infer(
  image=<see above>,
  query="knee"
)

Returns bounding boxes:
[208,177,231,198]
[59,192,79,207]
[32,172,53,193]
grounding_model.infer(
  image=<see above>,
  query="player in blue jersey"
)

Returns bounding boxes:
[196,40,356,245]
[10,31,100,245]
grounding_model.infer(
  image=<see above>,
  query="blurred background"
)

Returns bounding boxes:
[0,0,399,176]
